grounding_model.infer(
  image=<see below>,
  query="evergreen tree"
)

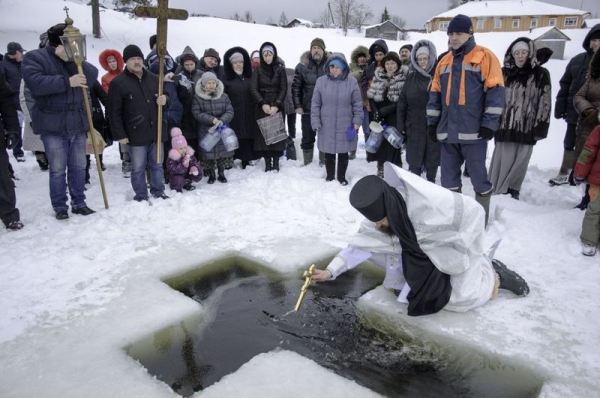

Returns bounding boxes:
[381,7,390,23]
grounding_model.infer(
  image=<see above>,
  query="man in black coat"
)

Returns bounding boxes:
[108,44,169,202]
[0,70,23,230]
[292,38,328,165]
[0,42,26,161]
[21,23,98,220]
[550,24,600,186]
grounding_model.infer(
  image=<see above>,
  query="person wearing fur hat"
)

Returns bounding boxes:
[367,51,409,177]
[550,24,600,187]
[572,48,600,212]
[427,14,505,226]
[292,38,328,165]
[397,40,440,184]
[399,44,413,67]
[349,45,370,156]
[251,42,288,172]
[223,47,258,168]
[192,71,235,183]
[166,127,202,192]
[311,53,363,185]
[21,23,99,219]
[108,44,169,202]
[488,38,551,201]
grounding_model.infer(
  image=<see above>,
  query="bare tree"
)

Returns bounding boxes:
[352,3,373,32]
[92,0,101,38]
[316,8,334,28]
[266,16,275,25]
[391,15,409,40]
[231,12,242,21]
[279,11,289,26]
[244,10,253,23]
[331,0,355,35]
[447,0,461,9]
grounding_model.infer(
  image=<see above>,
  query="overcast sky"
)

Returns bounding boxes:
[170,0,600,29]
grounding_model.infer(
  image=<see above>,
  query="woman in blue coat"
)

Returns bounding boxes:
[311,53,363,185]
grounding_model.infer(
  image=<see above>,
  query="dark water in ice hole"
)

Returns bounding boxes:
[127,259,543,398]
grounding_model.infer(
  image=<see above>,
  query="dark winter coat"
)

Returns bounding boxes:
[108,68,168,146]
[284,67,295,115]
[175,47,203,140]
[360,39,389,102]
[251,42,288,152]
[554,24,600,124]
[223,47,258,140]
[0,70,19,134]
[90,80,109,141]
[292,50,328,113]
[367,53,408,127]
[311,53,363,154]
[98,49,123,93]
[495,38,552,145]
[198,57,224,81]
[574,117,600,186]
[573,50,600,153]
[192,78,235,160]
[397,40,438,168]
[349,45,369,106]
[21,46,99,136]
[0,55,22,110]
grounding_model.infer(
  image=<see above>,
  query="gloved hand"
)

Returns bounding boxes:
[372,111,381,123]
[427,125,438,143]
[6,131,19,150]
[346,125,356,141]
[478,127,495,140]
[190,166,199,176]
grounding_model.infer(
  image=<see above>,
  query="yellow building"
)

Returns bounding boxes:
[426,0,591,33]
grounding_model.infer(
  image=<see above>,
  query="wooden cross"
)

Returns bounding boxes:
[134,0,188,163]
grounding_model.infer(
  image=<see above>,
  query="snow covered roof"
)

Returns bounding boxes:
[584,18,600,28]
[364,20,403,31]
[288,18,314,27]
[427,0,589,22]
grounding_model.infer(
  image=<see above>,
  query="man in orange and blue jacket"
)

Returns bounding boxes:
[426,14,504,226]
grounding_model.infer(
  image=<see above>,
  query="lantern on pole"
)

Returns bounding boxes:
[60,7,109,209]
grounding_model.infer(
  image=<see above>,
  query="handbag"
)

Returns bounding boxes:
[85,128,106,155]
[256,112,287,145]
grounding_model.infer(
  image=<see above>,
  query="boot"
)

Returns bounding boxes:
[348,151,356,160]
[549,150,576,186]
[207,169,216,184]
[507,188,520,200]
[273,156,280,172]
[337,158,349,186]
[377,165,384,178]
[492,259,530,296]
[303,150,313,166]
[241,160,249,169]
[35,152,48,171]
[574,184,590,210]
[318,151,325,167]
[217,166,227,183]
[324,158,335,181]
[582,242,597,256]
[475,191,492,227]
[265,157,272,172]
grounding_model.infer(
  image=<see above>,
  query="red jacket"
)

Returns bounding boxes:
[99,49,124,93]
[575,123,600,186]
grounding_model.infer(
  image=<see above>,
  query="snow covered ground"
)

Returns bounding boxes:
[1,0,599,397]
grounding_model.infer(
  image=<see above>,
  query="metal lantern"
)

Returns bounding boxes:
[59,8,87,63]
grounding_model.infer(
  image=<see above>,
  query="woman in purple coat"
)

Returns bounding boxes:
[311,53,363,185]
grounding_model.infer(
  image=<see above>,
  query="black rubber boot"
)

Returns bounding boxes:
[337,159,348,186]
[574,185,590,211]
[207,169,216,184]
[265,157,272,172]
[492,259,530,296]
[217,166,227,183]
[272,156,280,172]
[324,158,335,181]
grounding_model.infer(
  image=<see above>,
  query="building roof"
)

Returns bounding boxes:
[584,18,600,28]
[427,0,589,23]
[364,20,402,31]
[288,18,314,27]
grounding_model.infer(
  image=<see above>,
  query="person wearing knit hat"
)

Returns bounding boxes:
[199,48,224,81]
[511,41,529,56]
[106,41,169,202]
[292,37,329,166]
[21,23,101,219]
[310,167,530,315]
[229,52,243,64]
[399,44,412,66]
[250,50,260,71]
[428,12,505,226]
[366,51,409,178]
[310,37,326,52]
[549,24,600,190]
[166,127,202,192]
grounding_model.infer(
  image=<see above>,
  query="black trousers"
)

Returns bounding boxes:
[0,136,19,226]
[300,114,316,150]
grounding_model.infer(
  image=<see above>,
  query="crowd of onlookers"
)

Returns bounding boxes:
[1,15,600,257]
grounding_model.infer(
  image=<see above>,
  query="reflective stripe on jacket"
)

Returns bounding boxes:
[427,37,504,143]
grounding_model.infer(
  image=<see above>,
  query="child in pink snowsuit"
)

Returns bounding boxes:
[166,128,202,192]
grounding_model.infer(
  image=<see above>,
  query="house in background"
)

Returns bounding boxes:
[365,20,403,40]
[286,18,314,28]
[528,26,571,59]
[426,0,591,33]
[583,18,600,28]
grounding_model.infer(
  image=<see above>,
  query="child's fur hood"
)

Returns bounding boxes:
[168,146,195,161]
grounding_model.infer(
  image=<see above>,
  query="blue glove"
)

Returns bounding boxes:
[346,125,357,141]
